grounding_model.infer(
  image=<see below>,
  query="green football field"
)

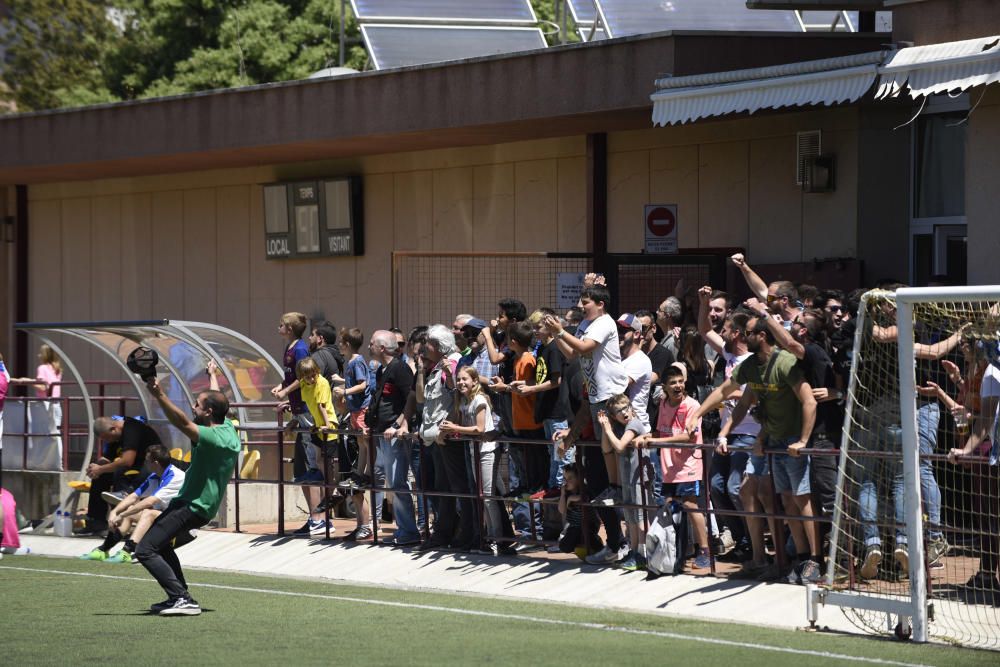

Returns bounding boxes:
[1,557,996,666]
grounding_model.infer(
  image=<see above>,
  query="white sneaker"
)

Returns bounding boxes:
[159,597,202,616]
[309,519,331,535]
[615,543,631,562]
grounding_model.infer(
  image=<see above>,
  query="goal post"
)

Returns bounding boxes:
[813,285,1000,649]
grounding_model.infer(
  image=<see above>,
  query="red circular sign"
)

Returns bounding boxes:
[646,206,675,237]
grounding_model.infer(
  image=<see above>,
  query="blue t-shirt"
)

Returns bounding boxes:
[283,339,309,414]
[345,355,372,412]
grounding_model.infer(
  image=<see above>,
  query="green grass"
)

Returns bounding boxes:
[0,557,996,666]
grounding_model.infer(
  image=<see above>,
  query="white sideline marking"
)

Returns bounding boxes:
[1,565,931,667]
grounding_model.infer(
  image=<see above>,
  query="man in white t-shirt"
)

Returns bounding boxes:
[616,313,652,429]
[543,283,630,564]
[543,284,629,419]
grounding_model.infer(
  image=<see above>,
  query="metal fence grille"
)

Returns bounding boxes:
[613,263,712,315]
[392,252,592,331]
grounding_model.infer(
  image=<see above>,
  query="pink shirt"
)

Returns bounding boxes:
[0,366,8,410]
[657,395,703,483]
[36,364,61,398]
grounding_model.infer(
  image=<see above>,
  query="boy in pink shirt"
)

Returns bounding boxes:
[645,364,711,569]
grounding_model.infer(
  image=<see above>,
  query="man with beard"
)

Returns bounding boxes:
[136,378,241,615]
[685,313,820,584]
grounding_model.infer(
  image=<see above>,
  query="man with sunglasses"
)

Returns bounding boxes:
[731,253,802,329]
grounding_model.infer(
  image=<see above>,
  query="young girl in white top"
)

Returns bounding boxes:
[441,366,515,553]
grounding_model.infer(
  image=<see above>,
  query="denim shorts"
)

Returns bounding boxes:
[731,433,768,477]
[662,481,701,500]
[767,435,810,495]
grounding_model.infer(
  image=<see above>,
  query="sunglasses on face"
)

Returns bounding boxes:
[766,294,779,304]
[827,305,844,313]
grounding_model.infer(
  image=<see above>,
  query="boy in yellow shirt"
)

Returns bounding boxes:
[296,357,340,536]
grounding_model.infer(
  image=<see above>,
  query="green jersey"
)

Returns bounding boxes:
[171,419,241,519]
[732,349,805,441]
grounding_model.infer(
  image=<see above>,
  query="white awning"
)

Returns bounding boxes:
[651,51,884,126]
[876,35,1000,99]
[650,35,1000,126]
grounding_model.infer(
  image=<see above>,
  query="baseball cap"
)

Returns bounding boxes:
[616,313,642,333]
[462,318,489,334]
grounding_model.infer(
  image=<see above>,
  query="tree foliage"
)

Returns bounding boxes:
[1,0,573,112]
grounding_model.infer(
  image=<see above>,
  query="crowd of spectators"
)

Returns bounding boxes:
[66,253,997,593]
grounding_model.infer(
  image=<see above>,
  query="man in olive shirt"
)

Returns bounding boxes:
[135,377,241,616]
[686,314,820,582]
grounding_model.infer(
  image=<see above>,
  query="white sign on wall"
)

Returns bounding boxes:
[556,272,586,309]
[644,204,678,254]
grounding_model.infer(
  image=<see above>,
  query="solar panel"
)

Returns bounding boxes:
[351,0,537,24]
[566,0,598,25]
[591,0,802,38]
[799,10,857,32]
[578,25,607,42]
[360,25,547,70]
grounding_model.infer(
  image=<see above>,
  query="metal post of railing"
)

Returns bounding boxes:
[277,410,285,536]
[473,440,486,552]
[419,438,429,542]
[234,454,242,533]
[703,446,716,575]
[61,394,70,470]
[322,438,331,539]
[370,432,379,545]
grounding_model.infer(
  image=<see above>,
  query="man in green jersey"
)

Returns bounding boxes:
[135,377,241,616]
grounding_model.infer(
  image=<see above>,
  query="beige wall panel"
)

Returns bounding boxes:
[316,257,357,331]
[150,191,185,319]
[514,160,558,251]
[119,193,152,320]
[557,156,588,252]
[181,189,218,323]
[607,151,650,253]
[748,137,801,264]
[650,145,700,250]
[356,173,394,334]
[698,141,749,248]
[393,171,433,250]
[609,108,859,153]
[281,258,322,331]
[362,136,585,176]
[432,167,473,251]
[90,196,122,322]
[966,97,1000,284]
[801,129,858,261]
[28,199,62,322]
[60,198,92,322]
[247,185,286,353]
[215,185,252,334]
[472,164,515,250]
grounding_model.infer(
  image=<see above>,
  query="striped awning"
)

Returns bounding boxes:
[651,51,884,126]
[651,35,1000,127]
[876,35,1000,99]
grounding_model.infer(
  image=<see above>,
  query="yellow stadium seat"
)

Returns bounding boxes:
[183,450,191,463]
[67,480,91,491]
[240,449,260,480]
[170,447,183,461]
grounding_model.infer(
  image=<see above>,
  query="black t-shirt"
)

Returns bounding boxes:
[311,346,344,385]
[797,342,842,440]
[116,417,161,470]
[533,341,570,423]
[373,358,414,429]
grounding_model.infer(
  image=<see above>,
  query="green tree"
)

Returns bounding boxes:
[0,0,120,112]
[109,0,365,99]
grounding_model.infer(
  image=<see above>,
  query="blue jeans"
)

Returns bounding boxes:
[709,434,753,543]
[544,418,571,488]
[378,435,420,542]
[859,402,942,547]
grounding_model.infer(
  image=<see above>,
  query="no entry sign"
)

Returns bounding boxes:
[644,204,678,254]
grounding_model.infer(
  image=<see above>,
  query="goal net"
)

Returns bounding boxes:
[821,287,1000,649]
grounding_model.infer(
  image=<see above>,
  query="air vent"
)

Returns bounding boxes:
[796,130,821,185]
